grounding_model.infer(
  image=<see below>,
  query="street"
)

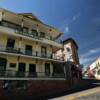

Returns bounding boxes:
[77,92,100,100]
[49,79,100,100]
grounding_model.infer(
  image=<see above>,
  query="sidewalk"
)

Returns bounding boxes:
[50,87,100,100]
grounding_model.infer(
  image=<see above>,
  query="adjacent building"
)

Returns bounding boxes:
[87,57,100,79]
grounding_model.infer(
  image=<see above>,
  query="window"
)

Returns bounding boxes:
[1,20,21,30]
[31,29,38,36]
[6,38,15,49]
[9,63,16,68]
[25,45,32,55]
[40,32,45,38]
[23,27,28,33]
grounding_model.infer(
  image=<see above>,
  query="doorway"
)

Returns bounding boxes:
[25,45,32,55]
[45,63,50,76]
[18,63,26,77]
[0,58,7,76]
[29,64,36,77]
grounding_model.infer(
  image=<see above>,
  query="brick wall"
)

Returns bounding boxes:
[0,80,71,99]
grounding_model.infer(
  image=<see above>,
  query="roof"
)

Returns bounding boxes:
[18,13,42,23]
[0,8,63,39]
[63,38,78,49]
[18,13,63,39]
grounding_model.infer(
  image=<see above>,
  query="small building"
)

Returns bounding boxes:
[87,57,100,79]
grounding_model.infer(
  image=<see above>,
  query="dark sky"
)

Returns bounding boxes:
[0,0,100,66]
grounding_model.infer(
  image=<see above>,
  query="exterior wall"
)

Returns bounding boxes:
[0,8,63,41]
[0,33,52,57]
[0,55,53,76]
[0,33,7,47]
[0,80,69,99]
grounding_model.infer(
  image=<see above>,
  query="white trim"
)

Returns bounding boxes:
[0,26,62,48]
[0,51,65,63]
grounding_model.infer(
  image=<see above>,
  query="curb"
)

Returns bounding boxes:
[50,87,100,100]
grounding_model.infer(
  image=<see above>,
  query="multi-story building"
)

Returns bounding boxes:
[0,8,65,78]
[0,8,81,99]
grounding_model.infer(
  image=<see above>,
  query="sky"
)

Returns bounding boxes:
[0,0,100,67]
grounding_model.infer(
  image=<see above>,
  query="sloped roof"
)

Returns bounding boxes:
[18,13,42,23]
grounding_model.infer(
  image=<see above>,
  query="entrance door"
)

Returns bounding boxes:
[25,45,32,55]
[29,64,36,77]
[0,58,7,76]
[0,58,7,71]
[45,63,50,76]
[18,63,26,77]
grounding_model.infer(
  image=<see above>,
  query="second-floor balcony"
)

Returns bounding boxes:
[0,45,64,62]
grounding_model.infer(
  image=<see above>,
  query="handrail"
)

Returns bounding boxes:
[0,22,62,44]
[0,70,65,78]
[0,45,64,61]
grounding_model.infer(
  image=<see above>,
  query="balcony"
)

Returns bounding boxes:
[0,70,65,80]
[0,21,63,48]
[0,45,64,62]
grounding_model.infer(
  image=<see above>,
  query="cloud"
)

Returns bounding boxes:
[72,13,80,21]
[59,12,81,33]
[65,26,69,33]
[63,13,80,34]
[80,47,100,66]
[80,47,100,58]
[80,57,97,66]
[89,48,100,53]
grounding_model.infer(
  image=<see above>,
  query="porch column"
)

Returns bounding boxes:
[50,62,53,77]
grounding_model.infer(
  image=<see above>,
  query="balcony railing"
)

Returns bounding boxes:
[0,70,65,78]
[0,45,64,61]
[0,21,62,44]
